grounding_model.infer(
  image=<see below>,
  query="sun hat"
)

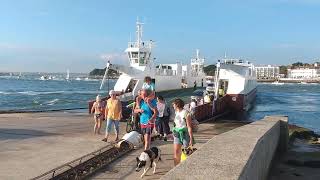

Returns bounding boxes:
[109,90,116,96]
[96,95,101,101]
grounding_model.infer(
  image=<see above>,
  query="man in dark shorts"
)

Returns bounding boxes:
[134,89,158,150]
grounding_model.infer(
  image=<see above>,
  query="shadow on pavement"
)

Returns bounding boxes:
[0,128,59,140]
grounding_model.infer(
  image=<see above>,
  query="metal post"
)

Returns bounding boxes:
[107,72,109,94]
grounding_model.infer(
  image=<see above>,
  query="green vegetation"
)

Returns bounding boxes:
[89,68,120,77]
[290,62,315,68]
[292,62,304,67]
[203,64,216,76]
[279,65,288,76]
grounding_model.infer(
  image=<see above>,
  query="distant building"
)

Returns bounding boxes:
[255,65,279,79]
[287,68,320,79]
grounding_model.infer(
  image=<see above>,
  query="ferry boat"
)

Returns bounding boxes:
[88,20,257,119]
[189,58,257,121]
[214,58,257,112]
[102,20,206,101]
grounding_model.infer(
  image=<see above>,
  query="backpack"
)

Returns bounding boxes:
[183,110,199,133]
[163,104,171,117]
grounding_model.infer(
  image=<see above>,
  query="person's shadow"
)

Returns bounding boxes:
[0,128,59,140]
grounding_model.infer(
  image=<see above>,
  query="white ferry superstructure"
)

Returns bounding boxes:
[108,21,206,101]
[214,58,257,112]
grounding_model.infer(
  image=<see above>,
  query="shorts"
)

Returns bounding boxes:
[95,113,102,119]
[140,125,153,135]
[173,131,190,147]
[106,119,120,134]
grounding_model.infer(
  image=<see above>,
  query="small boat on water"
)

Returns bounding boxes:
[66,69,70,81]
[40,75,53,80]
[300,82,307,84]
[18,72,22,79]
[40,75,47,80]
[271,81,284,85]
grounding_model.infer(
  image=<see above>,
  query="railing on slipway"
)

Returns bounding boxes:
[193,96,229,122]
[31,141,133,180]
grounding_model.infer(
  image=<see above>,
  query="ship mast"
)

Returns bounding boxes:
[125,19,153,71]
[136,18,143,48]
[191,49,205,76]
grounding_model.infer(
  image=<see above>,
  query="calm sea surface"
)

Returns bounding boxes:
[1,74,320,133]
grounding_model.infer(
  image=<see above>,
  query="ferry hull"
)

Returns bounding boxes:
[225,88,257,112]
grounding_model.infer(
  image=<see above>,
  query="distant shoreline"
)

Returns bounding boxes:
[0,107,87,114]
[258,79,320,83]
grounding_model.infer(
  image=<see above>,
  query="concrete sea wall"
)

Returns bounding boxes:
[161,116,288,180]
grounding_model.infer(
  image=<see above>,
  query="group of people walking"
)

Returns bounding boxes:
[91,76,195,165]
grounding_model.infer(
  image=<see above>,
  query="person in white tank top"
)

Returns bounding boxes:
[172,98,193,166]
[174,109,188,129]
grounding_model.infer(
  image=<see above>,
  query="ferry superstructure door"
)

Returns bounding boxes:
[218,79,228,98]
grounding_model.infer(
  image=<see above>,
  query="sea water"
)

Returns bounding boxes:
[1,74,319,133]
[248,83,320,133]
[0,73,115,112]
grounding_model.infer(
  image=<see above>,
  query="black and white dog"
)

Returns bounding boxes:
[136,147,161,178]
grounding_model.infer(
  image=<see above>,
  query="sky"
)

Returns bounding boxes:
[1,0,320,73]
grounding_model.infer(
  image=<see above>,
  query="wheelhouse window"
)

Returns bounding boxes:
[139,52,146,64]
[132,52,138,58]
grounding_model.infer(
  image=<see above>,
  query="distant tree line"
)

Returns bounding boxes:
[278,61,319,77]
[203,64,216,76]
[89,68,120,78]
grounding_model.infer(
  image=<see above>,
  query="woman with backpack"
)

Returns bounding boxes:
[156,96,171,141]
[172,98,193,166]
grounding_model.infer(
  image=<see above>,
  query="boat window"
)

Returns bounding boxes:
[125,79,138,93]
[139,52,146,64]
[132,52,138,59]
[168,66,172,70]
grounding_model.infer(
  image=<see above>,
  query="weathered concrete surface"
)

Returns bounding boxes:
[264,115,289,154]
[269,124,320,180]
[0,112,126,180]
[90,121,248,180]
[161,116,288,180]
